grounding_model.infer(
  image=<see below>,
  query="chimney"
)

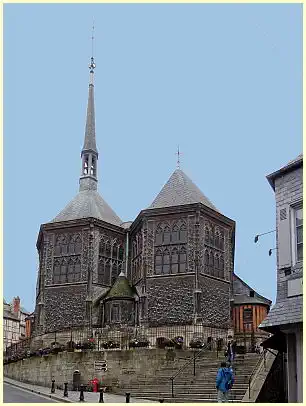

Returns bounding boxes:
[13,296,20,313]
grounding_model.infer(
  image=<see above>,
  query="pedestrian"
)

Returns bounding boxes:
[226,340,232,364]
[216,361,235,403]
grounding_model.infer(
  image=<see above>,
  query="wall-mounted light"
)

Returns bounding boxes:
[254,230,276,243]
[269,248,277,256]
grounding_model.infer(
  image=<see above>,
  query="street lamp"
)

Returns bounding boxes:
[254,230,276,243]
[269,247,277,256]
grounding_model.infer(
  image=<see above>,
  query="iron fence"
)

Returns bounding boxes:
[4,323,230,364]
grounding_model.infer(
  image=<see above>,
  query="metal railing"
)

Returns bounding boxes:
[4,323,230,365]
[170,343,211,398]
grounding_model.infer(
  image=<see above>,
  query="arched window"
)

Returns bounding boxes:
[104,260,111,285]
[155,249,162,274]
[220,232,224,250]
[210,228,214,245]
[163,226,171,244]
[172,225,179,243]
[163,249,170,274]
[111,304,120,322]
[68,236,75,254]
[204,250,209,266]
[179,224,187,242]
[75,258,81,282]
[60,261,67,283]
[119,246,124,261]
[215,230,220,248]
[75,235,82,254]
[105,241,111,257]
[179,247,187,273]
[98,261,104,284]
[219,256,224,278]
[171,248,179,274]
[67,259,75,283]
[155,227,163,246]
[205,227,210,244]
[111,261,117,285]
[112,245,118,259]
[214,254,220,271]
[99,240,105,256]
[53,260,61,284]
[209,251,214,275]
[54,238,61,256]
[132,241,137,258]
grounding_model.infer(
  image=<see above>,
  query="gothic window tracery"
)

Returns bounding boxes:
[220,232,224,250]
[205,227,210,244]
[99,237,124,286]
[215,229,220,248]
[179,224,187,243]
[163,226,171,244]
[55,234,81,256]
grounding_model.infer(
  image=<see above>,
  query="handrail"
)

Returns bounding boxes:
[248,349,267,399]
[170,343,210,398]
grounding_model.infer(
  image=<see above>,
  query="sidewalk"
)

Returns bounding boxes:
[4,377,157,403]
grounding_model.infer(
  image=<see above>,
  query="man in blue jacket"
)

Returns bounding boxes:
[216,361,235,402]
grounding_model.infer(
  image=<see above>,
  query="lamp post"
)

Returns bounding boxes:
[254,230,276,243]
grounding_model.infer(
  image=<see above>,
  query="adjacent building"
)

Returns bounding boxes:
[260,154,303,403]
[232,273,271,351]
[3,297,31,348]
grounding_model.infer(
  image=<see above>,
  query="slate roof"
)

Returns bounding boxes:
[148,169,218,211]
[259,296,303,331]
[267,153,303,190]
[232,273,272,306]
[82,83,97,153]
[51,190,122,226]
[106,272,134,299]
[3,309,19,321]
[233,294,271,306]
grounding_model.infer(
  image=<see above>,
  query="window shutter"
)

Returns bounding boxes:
[278,205,291,269]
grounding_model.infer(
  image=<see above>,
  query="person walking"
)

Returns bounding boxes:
[216,361,235,403]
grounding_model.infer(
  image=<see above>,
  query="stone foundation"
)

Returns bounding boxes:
[4,348,196,391]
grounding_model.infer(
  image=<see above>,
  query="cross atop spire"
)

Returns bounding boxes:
[175,145,182,169]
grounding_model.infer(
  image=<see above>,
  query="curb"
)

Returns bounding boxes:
[4,380,72,403]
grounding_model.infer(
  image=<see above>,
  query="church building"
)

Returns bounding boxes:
[33,56,268,344]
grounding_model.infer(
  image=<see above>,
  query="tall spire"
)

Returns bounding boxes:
[79,24,98,192]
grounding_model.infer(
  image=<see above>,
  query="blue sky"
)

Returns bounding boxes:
[4,3,302,312]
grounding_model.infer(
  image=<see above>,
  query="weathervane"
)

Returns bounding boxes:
[89,20,96,76]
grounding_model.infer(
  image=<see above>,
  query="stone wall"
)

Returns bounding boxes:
[4,349,194,391]
[44,285,87,332]
[146,275,194,326]
[198,275,230,326]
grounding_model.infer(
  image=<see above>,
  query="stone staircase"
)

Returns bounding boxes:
[120,352,261,402]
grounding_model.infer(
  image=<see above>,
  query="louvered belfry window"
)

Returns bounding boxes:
[154,222,187,275]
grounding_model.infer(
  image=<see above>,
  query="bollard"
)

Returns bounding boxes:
[126,392,130,403]
[99,387,104,403]
[51,379,55,394]
[79,384,85,402]
[63,382,68,397]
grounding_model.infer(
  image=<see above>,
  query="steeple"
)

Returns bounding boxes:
[79,45,98,192]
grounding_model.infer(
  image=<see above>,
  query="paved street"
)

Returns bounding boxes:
[4,383,58,403]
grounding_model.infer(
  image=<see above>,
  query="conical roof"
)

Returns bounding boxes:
[106,272,134,299]
[51,190,122,226]
[148,169,218,211]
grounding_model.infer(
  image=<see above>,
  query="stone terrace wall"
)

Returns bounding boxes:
[4,349,194,391]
